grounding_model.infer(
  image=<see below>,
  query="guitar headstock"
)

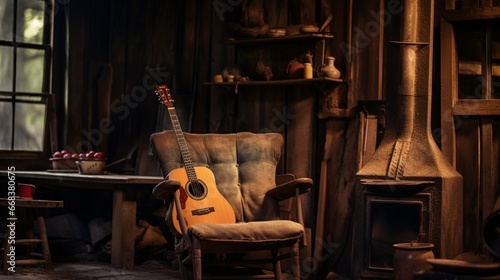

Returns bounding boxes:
[155,84,174,107]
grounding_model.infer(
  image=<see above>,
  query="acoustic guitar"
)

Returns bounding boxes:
[155,84,236,234]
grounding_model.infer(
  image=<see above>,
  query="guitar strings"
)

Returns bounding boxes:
[166,103,206,199]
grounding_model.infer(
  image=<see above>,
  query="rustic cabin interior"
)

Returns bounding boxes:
[1,0,500,279]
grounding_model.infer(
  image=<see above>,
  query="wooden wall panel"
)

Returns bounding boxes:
[456,117,480,252]
[350,0,386,100]
[191,0,214,133]
[66,0,89,152]
[264,0,288,28]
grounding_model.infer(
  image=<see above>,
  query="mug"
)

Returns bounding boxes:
[18,183,36,200]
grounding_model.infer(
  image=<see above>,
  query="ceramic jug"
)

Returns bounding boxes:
[317,56,341,79]
[393,242,434,280]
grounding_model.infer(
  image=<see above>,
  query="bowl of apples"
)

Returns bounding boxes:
[76,151,106,175]
[50,150,79,170]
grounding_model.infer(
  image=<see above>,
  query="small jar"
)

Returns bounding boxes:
[304,63,313,79]
[393,242,434,280]
[214,74,223,83]
[227,75,235,82]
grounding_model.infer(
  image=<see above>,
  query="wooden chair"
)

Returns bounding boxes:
[0,198,64,274]
[150,131,312,280]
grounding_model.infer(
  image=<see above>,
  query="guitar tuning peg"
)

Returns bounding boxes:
[154,90,158,95]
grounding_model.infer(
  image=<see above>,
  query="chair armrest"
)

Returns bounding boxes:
[275,173,296,186]
[267,177,313,201]
[152,179,181,201]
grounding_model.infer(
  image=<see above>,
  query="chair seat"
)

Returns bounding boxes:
[189,220,303,252]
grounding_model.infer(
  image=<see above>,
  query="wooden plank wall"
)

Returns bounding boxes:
[455,117,500,253]
[66,0,210,175]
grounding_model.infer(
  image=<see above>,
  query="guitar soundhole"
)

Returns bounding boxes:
[186,179,208,200]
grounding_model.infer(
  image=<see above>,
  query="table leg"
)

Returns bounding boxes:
[111,187,137,269]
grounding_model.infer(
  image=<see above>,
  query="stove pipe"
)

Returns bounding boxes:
[358,0,460,181]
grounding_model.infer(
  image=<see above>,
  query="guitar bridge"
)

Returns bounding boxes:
[191,207,215,216]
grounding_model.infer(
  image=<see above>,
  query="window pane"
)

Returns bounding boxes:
[0,102,13,149]
[18,0,45,44]
[0,1,14,41]
[455,22,482,99]
[0,46,14,91]
[16,47,45,92]
[14,102,45,151]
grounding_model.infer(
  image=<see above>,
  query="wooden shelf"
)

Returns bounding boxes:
[224,33,334,45]
[205,77,343,86]
[443,7,500,22]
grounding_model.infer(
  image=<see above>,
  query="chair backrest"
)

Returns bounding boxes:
[150,131,283,222]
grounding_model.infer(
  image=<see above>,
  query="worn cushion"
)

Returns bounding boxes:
[189,220,304,252]
[150,132,283,222]
[190,220,303,242]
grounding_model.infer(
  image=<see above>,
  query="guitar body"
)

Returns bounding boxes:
[168,166,236,234]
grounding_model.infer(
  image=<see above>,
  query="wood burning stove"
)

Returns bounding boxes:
[352,0,463,278]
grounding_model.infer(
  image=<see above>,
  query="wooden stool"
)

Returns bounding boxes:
[0,198,63,274]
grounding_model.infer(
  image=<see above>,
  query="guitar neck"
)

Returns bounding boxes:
[167,107,197,182]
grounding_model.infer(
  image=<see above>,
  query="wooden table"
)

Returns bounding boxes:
[0,171,164,269]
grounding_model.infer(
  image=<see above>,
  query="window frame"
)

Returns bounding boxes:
[0,0,54,159]
[443,7,500,116]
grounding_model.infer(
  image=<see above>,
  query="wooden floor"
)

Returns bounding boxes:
[3,260,294,279]
[4,260,182,279]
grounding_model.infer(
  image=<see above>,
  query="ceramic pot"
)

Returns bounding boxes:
[393,242,434,280]
[317,56,341,79]
[287,59,304,79]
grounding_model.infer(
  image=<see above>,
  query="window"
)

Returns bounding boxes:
[0,0,53,153]
[442,6,500,116]
[455,21,500,100]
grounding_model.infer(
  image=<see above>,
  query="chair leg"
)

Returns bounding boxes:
[271,248,282,280]
[2,219,11,274]
[36,213,52,270]
[177,253,189,280]
[291,242,300,280]
[192,237,202,280]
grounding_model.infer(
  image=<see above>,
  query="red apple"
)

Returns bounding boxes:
[63,153,72,159]
[53,151,63,158]
[78,153,85,158]
[61,150,69,155]
[94,152,104,159]
[71,153,79,158]
[86,151,95,158]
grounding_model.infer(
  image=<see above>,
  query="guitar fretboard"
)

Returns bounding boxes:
[167,107,198,183]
